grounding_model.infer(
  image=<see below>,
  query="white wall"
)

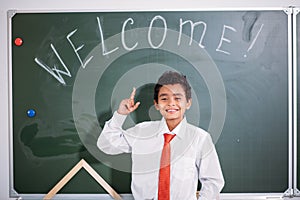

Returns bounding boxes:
[1,0,299,199]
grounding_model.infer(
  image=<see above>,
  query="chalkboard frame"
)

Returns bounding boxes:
[8,7,296,199]
[295,7,300,197]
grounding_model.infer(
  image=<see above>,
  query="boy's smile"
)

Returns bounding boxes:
[154,84,192,131]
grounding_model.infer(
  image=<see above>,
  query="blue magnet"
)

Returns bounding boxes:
[27,109,36,118]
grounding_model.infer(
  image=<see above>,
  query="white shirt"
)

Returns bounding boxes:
[97,111,224,200]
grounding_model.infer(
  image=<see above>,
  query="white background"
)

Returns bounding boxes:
[1,0,299,199]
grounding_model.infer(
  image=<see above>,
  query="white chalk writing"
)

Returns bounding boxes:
[34,44,71,85]
[148,15,167,49]
[216,25,237,55]
[178,18,207,48]
[66,29,93,68]
[244,24,264,57]
[35,15,263,85]
[122,18,138,51]
[97,17,119,56]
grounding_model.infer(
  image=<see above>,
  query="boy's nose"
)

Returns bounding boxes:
[168,98,175,105]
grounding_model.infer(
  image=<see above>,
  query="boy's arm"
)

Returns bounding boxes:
[97,88,140,154]
[97,111,132,154]
[198,134,225,200]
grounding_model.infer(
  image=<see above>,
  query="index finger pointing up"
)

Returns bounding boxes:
[130,87,136,100]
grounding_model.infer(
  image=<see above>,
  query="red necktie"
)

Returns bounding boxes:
[158,133,176,200]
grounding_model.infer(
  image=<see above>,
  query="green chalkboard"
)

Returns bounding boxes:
[10,10,289,198]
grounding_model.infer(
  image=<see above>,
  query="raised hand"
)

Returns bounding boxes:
[117,87,140,115]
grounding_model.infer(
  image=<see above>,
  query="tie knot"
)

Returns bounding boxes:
[164,133,176,144]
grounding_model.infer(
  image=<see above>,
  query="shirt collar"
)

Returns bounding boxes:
[157,117,186,139]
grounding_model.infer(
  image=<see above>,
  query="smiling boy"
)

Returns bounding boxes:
[97,71,224,200]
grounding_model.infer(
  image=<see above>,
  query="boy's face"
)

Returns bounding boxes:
[154,84,192,128]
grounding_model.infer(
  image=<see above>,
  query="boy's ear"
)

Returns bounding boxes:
[153,100,160,110]
[187,98,192,110]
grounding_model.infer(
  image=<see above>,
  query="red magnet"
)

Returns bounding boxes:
[14,37,23,46]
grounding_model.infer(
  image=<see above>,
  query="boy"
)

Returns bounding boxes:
[97,71,224,200]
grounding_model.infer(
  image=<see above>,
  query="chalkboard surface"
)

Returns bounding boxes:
[11,10,289,197]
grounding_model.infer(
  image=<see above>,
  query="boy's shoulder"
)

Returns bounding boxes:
[185,123,215,149]
[186,122,210,137]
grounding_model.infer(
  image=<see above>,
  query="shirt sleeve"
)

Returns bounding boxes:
[197,134,225,200]
[97,111,132,154]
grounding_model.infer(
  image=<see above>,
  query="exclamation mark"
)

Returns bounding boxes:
[244,24,264,58]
